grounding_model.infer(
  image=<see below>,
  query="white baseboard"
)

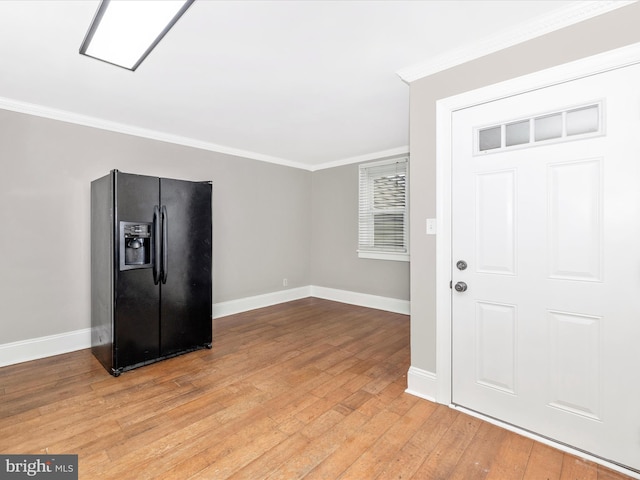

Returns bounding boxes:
[310,285,410,315]
[213,285,410,318]
[0,328,92,368]
[213,286,312,318]
[0,286,409,368]
[405,366,438,403]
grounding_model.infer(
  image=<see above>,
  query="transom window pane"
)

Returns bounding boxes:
[479,126,502,151]
[567,105,599,136]
[535,113,563,142]
[506,120,530,147]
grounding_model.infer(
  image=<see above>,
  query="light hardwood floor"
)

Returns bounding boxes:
[0,298,634,479]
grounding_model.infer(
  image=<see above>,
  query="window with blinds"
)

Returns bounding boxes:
[358,158,409,261]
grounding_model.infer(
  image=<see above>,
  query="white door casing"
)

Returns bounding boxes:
[434,42,640,477]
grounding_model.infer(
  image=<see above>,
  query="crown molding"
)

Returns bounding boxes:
[0,95,407,172]
[396,0,636,84]
[309,145,409,172]
[0,96,311,171]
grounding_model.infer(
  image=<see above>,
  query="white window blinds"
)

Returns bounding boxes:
[358,158,409,261]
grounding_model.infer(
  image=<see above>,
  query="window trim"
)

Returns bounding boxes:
[357,157,409,262]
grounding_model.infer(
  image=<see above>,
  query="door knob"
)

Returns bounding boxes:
[454,281,468,292]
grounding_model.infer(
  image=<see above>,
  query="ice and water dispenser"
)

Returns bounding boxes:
[119,221,152,270]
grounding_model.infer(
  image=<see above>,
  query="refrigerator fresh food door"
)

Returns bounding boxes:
[159,177,212,356]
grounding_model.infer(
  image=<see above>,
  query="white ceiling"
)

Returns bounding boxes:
[0,1,624,170]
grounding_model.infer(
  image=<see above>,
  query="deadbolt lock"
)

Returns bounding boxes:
[456,260,468,271]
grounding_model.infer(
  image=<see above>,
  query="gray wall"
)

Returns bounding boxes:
[0,109,311,344]
[310,163,410,299]
[409,3,640,373]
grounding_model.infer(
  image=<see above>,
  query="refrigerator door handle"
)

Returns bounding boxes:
[153,206,161,285]
[161,205,169,284]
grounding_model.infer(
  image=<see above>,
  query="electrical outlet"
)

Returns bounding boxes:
[283,278,288,287]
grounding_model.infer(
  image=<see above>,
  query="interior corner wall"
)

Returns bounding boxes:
[409,2,640,374]
[310,163,410,301]
[0,109,311,345]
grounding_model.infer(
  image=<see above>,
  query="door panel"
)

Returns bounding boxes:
[475,170,516,275]
[159,177,212,356]
[475,301,517,394]
[452,63,640,471]
[548,159,603,281]
[548,310,601,420]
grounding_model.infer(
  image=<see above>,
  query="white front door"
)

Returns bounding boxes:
[452,62,640,471]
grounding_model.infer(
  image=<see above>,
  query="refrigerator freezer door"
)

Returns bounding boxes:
[114,172,161,370]
[159,177,212,356]
[91,173,114,372]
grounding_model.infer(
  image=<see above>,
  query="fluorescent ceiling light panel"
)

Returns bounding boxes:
[80,0,194,71]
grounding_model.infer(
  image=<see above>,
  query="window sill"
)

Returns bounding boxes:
[358,251,410,262]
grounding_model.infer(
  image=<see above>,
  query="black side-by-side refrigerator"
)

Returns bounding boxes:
[91,170,212,376]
